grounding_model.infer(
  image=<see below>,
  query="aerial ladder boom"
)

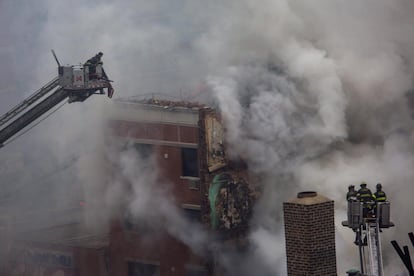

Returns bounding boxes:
[366,221,384,276]
[0,77,60,128]
[0,53,114,148]
[0,88,67,146]
[343,201,394,276]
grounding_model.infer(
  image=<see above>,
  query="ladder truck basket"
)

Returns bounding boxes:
[378,202,392,228]
[348,201,363,229]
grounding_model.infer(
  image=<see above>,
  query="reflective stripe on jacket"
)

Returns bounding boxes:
[373,191,387,202]
[357,188,373,202]
[346,191,357,201]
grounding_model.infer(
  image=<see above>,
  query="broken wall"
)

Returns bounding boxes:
[199,108,258,239]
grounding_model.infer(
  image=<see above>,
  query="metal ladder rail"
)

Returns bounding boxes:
[0,88,68,147]
[361,241,367,274]
[376,219,384,276]
[367,222,378,276]
[366,222,383,276]
[0,77,60,127]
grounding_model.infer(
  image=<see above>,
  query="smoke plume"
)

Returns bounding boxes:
[204,0,414,274]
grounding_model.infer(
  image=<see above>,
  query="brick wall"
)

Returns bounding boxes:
[106,103,207,275]
[283,194,336,276]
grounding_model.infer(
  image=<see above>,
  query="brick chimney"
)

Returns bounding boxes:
[283,191,336,276]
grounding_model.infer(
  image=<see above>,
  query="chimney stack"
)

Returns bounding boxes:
[283,191,336,275]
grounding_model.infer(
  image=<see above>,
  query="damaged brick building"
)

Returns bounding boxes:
[0,98,257,276]
[107,98,257,275]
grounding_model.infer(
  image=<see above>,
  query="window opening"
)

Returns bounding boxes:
[181,148,198,177]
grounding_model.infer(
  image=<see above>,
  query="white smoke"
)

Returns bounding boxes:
[103,142,209,252]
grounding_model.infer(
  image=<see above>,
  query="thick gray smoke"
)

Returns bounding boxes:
[2,0,414,275]
[205,0,414,275]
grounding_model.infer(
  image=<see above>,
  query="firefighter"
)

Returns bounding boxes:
[357,183,374,217]
[346,185,357,201]
[373,183,387,225]
[373,183,387,202]
[347,185,360,244]
[356,183,373,201]
[84,52,103,79]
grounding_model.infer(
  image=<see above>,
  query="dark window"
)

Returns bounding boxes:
[183,208,201,223]
[181,148,198,177]
[133,143,152,160]
[128,261,159,276]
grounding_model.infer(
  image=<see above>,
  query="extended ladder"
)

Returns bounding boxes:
[0,77,59,128]
[343,201,393,275]
[0,88,68,147]
[0,54,114,149]
[365,222,384,276]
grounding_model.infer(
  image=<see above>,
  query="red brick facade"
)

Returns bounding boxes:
[3,101,340,276]
[3,101,208,276]
[105,101,207,276]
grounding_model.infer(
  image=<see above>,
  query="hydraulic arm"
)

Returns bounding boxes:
[0,55,114,148]
[0,88,67,146]
[0,77,59,128]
